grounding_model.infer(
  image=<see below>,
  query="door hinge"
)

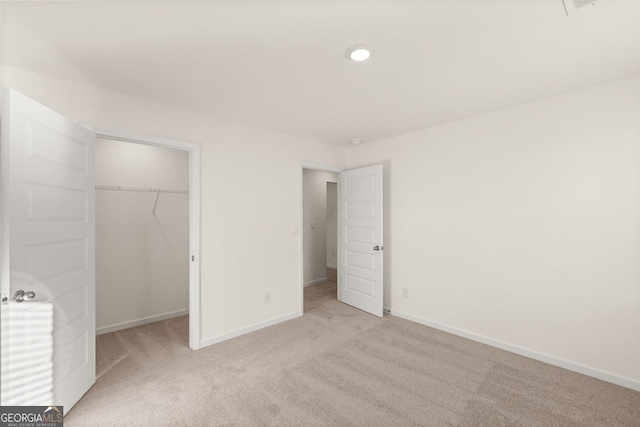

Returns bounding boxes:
[191,255,195,262]
[1,293,8,305]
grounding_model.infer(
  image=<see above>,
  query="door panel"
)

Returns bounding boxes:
[0,89,95,410]
[338,164,383,317]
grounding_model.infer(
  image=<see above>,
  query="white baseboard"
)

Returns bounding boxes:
[200,311,301,349]
[389,308,640,392]
[97,308,189,335]
[304,277,328,287]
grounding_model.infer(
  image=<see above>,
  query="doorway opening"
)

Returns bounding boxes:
[0,90,201,411]
[95,131,201,350]
[301,164,342,314]
[300,162,385,318]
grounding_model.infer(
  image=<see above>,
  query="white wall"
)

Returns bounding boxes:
[326,182,338,269]
[1,65,346,346]
[346,75,640,389]
[96,139,189,190]
[95,139,189,333]
[303,169,337,285]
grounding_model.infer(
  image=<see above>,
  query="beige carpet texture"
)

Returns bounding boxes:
[66,279,640,426]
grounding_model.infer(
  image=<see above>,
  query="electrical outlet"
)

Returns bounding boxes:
[264,292,271,304]
[402,288,409,298]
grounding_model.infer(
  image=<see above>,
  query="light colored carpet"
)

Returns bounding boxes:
[66,279,640,426]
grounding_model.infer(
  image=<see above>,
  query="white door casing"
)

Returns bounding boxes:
[0,89,96,410]
[337,164,383,317]
[94,130,201,350]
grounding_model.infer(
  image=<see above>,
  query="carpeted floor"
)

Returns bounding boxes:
[66,278,640,426]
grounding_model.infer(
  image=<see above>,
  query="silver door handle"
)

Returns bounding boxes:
[14,290,36,303]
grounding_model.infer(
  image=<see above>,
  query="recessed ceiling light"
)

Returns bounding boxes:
[346,44,373,62]
[351,139,363,145]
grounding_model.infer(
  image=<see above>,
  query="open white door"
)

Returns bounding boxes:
[0,89,95,410]
[337,164,383,317]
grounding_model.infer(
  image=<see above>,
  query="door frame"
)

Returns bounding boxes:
[95,129,202,350]
[299,162,344,314]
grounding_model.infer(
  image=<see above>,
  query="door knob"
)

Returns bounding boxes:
[14,290,36,303]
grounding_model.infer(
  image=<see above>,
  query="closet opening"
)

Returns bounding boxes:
[93,131,201,354]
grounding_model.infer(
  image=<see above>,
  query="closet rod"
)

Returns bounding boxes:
[95,185,189,194]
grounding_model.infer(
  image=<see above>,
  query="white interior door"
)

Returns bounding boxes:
[337,164,383,317]
[0,89,96,410]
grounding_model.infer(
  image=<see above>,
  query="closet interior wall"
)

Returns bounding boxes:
[95,138,190,334]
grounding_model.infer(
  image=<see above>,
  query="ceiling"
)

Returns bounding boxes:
[2,1,640,145]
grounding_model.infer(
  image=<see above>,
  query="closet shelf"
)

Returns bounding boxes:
[95,185,189,195]
[95,185,188,214]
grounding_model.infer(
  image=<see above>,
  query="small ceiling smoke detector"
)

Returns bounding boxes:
[351,139,363,145]
[346,44,373,62]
